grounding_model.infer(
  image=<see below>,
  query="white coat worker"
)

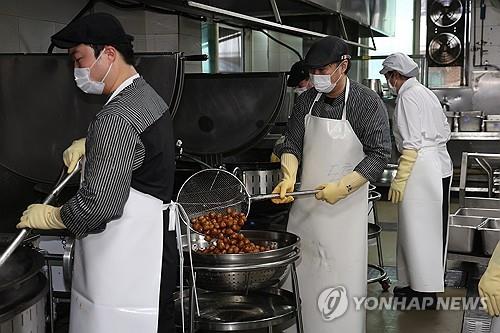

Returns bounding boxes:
[479,242,500,331]
[380,52,453,308]
[271,60,313,163]
[16,13,178,333]
[272,36,391,333]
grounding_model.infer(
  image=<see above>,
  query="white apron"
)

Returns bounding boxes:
[69,187,164,333]
[492,316,500,332]
[285,79,369,333]
[397,146,445,292]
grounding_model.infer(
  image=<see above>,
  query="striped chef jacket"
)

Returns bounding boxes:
[60,76,175,238]
[275,79,391,183]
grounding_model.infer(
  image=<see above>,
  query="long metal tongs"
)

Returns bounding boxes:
[0,161,82,268]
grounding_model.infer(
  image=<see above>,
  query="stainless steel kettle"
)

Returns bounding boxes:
[362,79,383,97]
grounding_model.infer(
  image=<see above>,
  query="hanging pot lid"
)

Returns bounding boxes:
[173,72,286,156]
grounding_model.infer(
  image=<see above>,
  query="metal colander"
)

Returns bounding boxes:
[194,266,289,292]
[181,230,301,291]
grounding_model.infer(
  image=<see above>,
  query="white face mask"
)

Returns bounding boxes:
[74,51,113,95]
[310,62,344,94]
[294,87,308,95]
[387,75,397,95]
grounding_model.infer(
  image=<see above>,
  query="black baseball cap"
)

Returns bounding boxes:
[287,60,309,87]
[304,36,351,69]
[51,13,134,49]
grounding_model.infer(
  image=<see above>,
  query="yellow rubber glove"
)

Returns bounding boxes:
[16,204,66,230]
[63,138,86,173]
[479,242,500,316]
[272,153,299,204]
[270,153,280,163]
[388,149,418,204]
[315,171,367,205]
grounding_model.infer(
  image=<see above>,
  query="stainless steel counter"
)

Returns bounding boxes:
[451,132,500,140]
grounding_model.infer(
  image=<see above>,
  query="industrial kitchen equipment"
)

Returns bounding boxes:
[448,152,500,260]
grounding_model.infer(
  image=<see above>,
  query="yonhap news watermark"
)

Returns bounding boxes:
[318,285,486,321]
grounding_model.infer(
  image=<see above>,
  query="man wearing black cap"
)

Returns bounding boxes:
[271,60,313,162]
[272,36,391,332]
[287,60,312,95]
[16,13,177,333]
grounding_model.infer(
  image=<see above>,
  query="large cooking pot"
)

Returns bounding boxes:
[0,246,47,332]
[0,246,44,291]
[362,79,383,97]
[226,162,282,196]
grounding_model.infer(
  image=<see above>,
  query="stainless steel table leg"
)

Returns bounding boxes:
[372,201,385,268]
[45,257,55,333]
[190,285,196,333]
[291,262,303,333]
[267,326,273,333]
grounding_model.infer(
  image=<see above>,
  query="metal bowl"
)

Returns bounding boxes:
[182,230,301,291]
[182,230,300,265]
[174,288,297,331]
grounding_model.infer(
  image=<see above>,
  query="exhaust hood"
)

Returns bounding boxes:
[144,0,395,49]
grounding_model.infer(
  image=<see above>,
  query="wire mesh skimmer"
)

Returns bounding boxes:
[176,168,318,232]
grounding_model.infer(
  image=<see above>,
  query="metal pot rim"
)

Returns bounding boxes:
[183,230,300,265]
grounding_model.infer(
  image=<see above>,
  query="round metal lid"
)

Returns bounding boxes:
[173,73,286,156]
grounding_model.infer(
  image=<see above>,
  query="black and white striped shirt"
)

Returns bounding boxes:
[60,77,172,238]
[275,79,391,183]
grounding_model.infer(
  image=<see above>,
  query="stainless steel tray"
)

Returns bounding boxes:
[174,288,297,331]
[448,215,488,253]
[478,218,500,255]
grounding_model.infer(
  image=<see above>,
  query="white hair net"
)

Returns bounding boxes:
[379,52,419,78]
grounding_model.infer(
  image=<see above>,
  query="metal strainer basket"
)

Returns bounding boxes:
[176,168,318,232]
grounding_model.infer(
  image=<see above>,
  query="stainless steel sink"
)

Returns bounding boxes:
[448,215,488,253]
[464,197,500,210]
[454,208,500,218]
[478,218,500,255]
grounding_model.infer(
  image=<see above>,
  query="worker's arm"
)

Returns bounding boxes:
[60,115,140,238]
[63,138,86,173]
[271,153,299,204]
[388,149,418,204]
[315,171,367,205]
[353,95,391,183]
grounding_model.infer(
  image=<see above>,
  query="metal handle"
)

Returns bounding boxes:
[63,239,75,288]
[368,191,382,202]
[181,54,208,62]
[0,161,82,268]
[251,190,320,201]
